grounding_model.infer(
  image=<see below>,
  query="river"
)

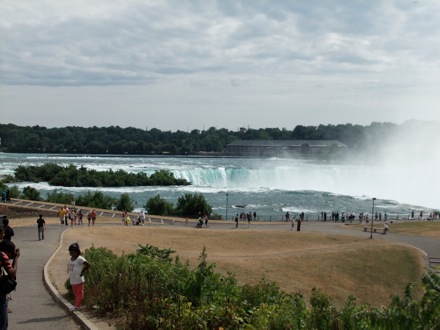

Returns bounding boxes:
[0,153,437,220]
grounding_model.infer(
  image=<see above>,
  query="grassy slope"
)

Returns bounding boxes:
[48,221,428,308]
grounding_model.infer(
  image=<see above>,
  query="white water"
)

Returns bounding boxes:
[0,152,437,219]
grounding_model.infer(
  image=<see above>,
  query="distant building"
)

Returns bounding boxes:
[224,140,346,157]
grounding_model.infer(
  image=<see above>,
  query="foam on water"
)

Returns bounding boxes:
[0,152,437,218]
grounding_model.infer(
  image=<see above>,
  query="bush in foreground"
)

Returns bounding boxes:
[65,245,440,329]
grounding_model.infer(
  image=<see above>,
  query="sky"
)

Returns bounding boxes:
[1,0,439,131]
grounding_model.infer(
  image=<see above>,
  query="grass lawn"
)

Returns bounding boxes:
[49,221,426,308]
[347,220,440,237]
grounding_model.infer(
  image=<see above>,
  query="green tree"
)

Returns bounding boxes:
[46,190,73,204]
[115,193,134,212]
[145,194,174,215]
[20,186,42,201]
[6,185,20,198]
[75,191,116,209]
[176,193,212,218]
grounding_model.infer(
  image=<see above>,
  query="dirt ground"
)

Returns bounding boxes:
[46,217,425,308]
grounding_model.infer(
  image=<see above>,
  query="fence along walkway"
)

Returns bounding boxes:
[6,198,168,225]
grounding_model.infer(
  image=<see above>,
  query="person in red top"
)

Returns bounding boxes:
[90,209,97,226]
[0,240,20,329]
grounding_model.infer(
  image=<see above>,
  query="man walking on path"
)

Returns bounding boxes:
[37,214,46,240]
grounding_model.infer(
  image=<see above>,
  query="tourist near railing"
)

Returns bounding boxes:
[4,198,437,224]
[224,212,439,222]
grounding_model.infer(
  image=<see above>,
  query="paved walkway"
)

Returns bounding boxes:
[6,215,440,329]
[9,224,83,329]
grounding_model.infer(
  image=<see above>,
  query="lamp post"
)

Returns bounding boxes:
[225,193,229,221]
[370,197,376,239]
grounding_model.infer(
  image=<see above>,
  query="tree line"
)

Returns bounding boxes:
[0,122,401,155]
[9,163,190,187]
[1,185,213,218]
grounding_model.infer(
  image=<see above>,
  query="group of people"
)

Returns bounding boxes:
[0,216,19,329]
[0,190,11,203]
[196,213,209,228]
[121,210,146,226]
[0,201,96,328]
[317,211,387,223]
[58,206,97,227]
[234,211,259,228]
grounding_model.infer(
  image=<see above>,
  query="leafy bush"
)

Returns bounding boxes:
[137,244,175,262]
[46,190,73,204]
[176,193,212,218]
[149,170,189,186]
[145,194,175,216]
[0,184,19,198]
[115,193,134,212]
[20,186,42,201]
[145,193,214,218]
[7,185,20,198]
[73,245,440,330]
[75,191,116,209]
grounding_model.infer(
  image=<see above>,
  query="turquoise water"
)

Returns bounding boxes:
[0,153,436,220]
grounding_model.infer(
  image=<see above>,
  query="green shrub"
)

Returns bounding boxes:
[67,245,440,330]
[75,191,116,209]
[308,288,337,329]
[145,194,175,215]
[46,190,72,204]
[115,193,134,212]
[8,185,20,198]
[20,186,42,201]
[176,193,212,218]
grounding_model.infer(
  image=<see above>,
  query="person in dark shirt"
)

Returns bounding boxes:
[2,218,14,241]
[37,214,46,241]
[0,240,20,328]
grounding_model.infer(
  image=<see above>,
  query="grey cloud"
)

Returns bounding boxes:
[1,0,439,87]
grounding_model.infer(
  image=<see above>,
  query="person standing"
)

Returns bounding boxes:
[90,209,97,226]
[68,243,90,312]
[77,209,83,226]
[64,206,70,226]
[58,207,66,226]
[37,214,46,241]
[140,210,145,226]
[121,211,126,226]
[0,240,20,329]
[2,218,14,241]
[204,213,209,228]
[235,214,239,228]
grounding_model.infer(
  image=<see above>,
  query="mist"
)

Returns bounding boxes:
[339,120,439,208]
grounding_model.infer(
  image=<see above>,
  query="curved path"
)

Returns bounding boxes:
[4,200,440,330]
[9,224,83,329]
